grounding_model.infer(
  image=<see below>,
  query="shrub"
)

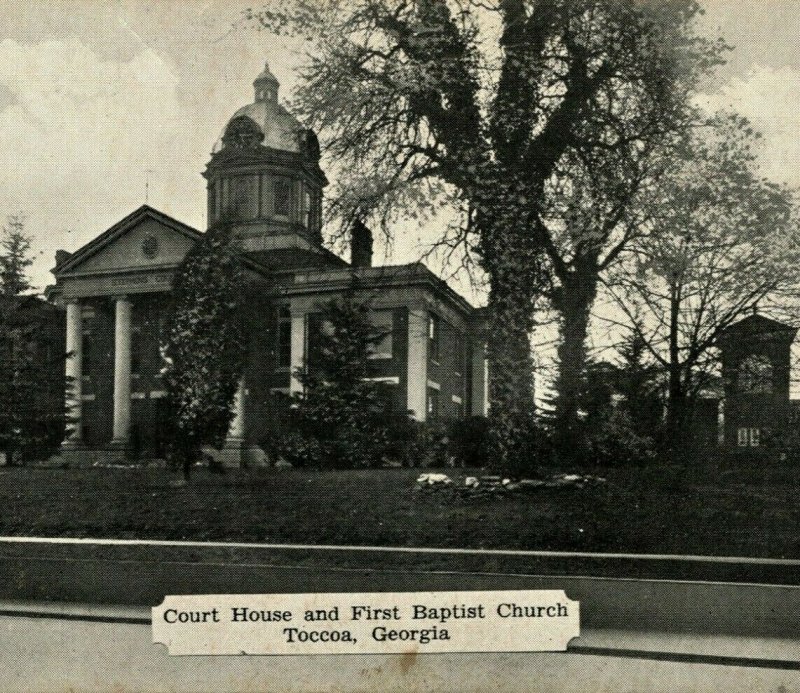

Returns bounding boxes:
[585,407,657,466]
[405,419,453,468]
[449,416,490,468]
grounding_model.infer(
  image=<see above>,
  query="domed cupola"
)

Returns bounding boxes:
[254,62,280,104]
[205,60,327,251]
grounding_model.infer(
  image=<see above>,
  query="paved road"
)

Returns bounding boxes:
[0,540,798,690]
[0,602,798,693]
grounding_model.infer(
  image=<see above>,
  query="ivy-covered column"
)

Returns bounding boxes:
[63,298,83,448]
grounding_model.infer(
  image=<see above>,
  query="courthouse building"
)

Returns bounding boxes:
[48,63,488,464]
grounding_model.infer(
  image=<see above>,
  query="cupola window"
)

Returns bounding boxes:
[273,178,292,218]
[231,175,259,220]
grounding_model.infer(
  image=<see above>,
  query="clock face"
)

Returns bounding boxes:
[737,354,773,394]
[142,235,159,259]
[224,116,264,149]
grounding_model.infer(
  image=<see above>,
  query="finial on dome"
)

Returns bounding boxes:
[254,60,279,103]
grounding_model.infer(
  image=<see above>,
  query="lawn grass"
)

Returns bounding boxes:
[0,462,798,562]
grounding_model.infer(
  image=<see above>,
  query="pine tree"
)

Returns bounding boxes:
[615,332,664,441]
[289,292,391,468]
[1,215,33,296]
[0,297,71,466]
[162,218,247,479]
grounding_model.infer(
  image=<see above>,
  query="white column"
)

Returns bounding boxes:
[289,312,307,395]
[216,376,247,467]
[227,378,245,441]
[112,295,133,445]
[471,340,488,416]
[407,308,428,421]
[63,299,83,447]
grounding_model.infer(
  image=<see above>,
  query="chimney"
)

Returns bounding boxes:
[350,220,373,268]
[55,249,72,267]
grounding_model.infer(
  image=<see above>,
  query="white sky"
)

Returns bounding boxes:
[1,0,799,305]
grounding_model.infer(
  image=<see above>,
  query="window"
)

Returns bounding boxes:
[376,381,398,413]
[427,388,440,417]
[231,175,259,220]
[310,192,320,230]
[306,313,329,369]
[737,427,748,447]
[131,329,142,376]
[428,313,440,363]
[208,182,217,222]
[221,178,230,213]
[737,427,762,447]
[454,333,465,375]
[273,178,291,217]
[276,307,291,368]
[368,310,394,360]
[737,354,773,394]
[82,331,93,375]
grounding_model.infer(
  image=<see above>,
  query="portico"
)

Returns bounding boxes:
[52,206,262,463]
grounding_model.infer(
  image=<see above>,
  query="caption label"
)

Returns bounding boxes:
[152,590,579,655]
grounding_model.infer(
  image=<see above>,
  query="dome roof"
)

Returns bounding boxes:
[212,61,304,154]
[213,101,303,154]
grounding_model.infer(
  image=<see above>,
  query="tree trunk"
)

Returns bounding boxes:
[665,280,686,459]
[553,270,598,462]
[482,233,540,476]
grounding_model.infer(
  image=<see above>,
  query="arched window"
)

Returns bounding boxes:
[737,354,773,394]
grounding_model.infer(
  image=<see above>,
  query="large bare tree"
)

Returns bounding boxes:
[605,114,800,450]
[250,0,722,470]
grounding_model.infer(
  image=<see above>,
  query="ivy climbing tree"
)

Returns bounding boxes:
[248,0,724,473]
[162,218,247,479]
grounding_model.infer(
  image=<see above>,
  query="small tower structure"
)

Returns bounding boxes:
[718,312,797,457]
[204,61,327,251]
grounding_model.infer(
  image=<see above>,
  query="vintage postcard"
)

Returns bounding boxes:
[0,1,798,691]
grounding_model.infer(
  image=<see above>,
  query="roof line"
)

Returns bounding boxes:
[289,261,478,312]
[54,205,202,275]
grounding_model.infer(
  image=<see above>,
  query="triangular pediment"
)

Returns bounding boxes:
[55,205,202,276]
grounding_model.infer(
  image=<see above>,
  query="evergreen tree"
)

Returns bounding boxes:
[0,214,69,465]
[615,331,664,442]
[162,218,247,479]
[1,215,33,296]
[0,298,70,465]
[288,292,392,468]
[572,355,657,466]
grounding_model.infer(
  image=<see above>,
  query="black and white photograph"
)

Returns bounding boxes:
[0,1,798,691]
